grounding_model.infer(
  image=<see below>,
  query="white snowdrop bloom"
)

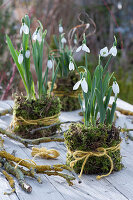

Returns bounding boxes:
[81,78,88,93]
[25,50,30,58]
[74,39,77,44]
[18,54,23,64]
[47,60,53,69]
[20,23,29,35]
[109,46,117,56]
[112,81,119,96]
[69,61,75,71]
[73,80,81,91]
[76,43,90,53]
[100,47,109,57]
[32,30,42,42]
[59,25,63,33]
[73,78,88,93]
[61,37,67,44]
[86,23,90,29]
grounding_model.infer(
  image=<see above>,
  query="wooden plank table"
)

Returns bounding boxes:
[0,100,133,200]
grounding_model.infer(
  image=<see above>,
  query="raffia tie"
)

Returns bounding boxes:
[31,147,60,160]
[69,142,121,180]
[12,113,60,128]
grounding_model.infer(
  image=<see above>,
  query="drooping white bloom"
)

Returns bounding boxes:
[109,46,117,56]
[73,78,88,93]
[69,61,75,71]
[61,37,67,44]
[81,78,88,93]
[73,80,81,91]
[74,39,77,45]
[112,81,119,96]
[59,25,63,33]
[47,60,53,69]
[32,29,42,42]
[20,23,29,35]
[76,43,90,53]
[25,50,30,58]
[18,54,23,64]
[86,23,90,29]
[100,47,109,57]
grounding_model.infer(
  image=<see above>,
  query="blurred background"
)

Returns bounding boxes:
[0,0,132,104]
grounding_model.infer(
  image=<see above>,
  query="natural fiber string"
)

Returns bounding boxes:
[12,113,60,128]
[15,159,37,170]
[69,142,121,180]
[53,90,82,98]
[31,147,60,160]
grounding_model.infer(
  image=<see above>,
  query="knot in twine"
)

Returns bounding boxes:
[69,142,121,180]
[31,147,60,160]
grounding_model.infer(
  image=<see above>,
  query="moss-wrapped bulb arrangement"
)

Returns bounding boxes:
[6,15,123,180]
[6,15,61,139]
[12,95,61,139]
[64,35,123,179]
[64,123,123,177]
[53,72,81,111]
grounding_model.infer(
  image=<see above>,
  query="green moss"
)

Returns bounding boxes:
[64,123,123,175]
[54,72,81,111]
[12,94,61,139]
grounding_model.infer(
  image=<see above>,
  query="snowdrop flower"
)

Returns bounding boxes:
[73,78,88,93]
[100,47,109,57]
[20,23,29,35]
[86,23,90,29]
[112,81,119,96]
[61,37,67,44]
[32,29,42,42]
[74,39,77,45]
[109,46,117,56]
[18,54,23,64]
[76,43,90,53]
[69,61,75,71]
[25,50,30,58]
[59,25,63,33]
[47,60,53,69]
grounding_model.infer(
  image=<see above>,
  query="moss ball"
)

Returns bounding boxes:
[12,95,61,139]
[64,123,123,175]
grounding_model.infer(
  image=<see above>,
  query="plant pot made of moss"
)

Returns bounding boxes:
[64,123,123,176]
[53,72,81,111]
[11,95,61,139]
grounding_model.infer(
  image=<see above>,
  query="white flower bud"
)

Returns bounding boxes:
[109,46,117,56]
[69,61,75,71]
[61,37,67,44]
[112,81,119,96]
[47,60,53,69]
[81,78,88,93]
[18,54,23,64]
[59,26,63,33]
[25,50,30,58]
[20,23,29,35]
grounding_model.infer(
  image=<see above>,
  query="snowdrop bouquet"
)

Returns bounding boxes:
[72,34,119,126]
[6,15,58,100]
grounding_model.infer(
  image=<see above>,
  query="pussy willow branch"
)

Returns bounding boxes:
[0,128,64,147]
[30,120,83,134]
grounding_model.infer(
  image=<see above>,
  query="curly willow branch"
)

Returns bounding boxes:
[68,12,96,48]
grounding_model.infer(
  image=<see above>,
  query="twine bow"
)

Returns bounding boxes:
[69,142,121,180]
[31,147,60,160]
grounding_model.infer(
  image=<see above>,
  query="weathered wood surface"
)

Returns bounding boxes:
[0,100,133,200]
